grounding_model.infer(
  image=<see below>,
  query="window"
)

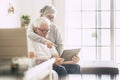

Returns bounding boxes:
[65,0,120,63]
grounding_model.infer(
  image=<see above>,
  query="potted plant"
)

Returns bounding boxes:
[21,14,30,28]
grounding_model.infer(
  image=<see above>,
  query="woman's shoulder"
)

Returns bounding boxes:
[50,23,58,29]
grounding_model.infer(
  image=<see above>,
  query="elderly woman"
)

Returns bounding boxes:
[27,5,63,55]
[27,5,81,78]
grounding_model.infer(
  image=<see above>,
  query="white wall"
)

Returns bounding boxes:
[0,0,52,28]
[53,0,65,42]
[0,0,18,28]
[0,0,65,42]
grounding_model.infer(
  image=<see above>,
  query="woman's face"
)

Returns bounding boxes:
[46,14,55,22]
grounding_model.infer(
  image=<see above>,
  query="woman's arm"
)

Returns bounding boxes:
[51,24,64,55]
[27,23,54,48]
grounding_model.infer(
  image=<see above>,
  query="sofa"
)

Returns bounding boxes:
[0,28,55,80]
[0,28,28,59]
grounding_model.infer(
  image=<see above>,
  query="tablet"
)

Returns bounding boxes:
[61,48,80,61]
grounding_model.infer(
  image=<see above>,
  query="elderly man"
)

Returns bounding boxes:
[27,17,80,79]
[27,17,61,80]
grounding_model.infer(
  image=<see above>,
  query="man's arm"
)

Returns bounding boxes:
[50,46,64,66]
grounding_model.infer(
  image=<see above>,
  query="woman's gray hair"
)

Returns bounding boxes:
[40,5,57,16]
[33,17,51,28]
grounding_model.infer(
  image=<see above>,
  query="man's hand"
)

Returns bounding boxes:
[62,56,80,64]
[54,58,64,66]
[72,56,80,64]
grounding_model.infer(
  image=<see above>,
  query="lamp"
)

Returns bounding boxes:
[8,3,14,14]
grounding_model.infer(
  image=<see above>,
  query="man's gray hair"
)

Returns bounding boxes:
[40,5,57,16]
[33,17,51,28]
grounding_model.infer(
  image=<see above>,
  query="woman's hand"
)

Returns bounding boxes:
[45,40,54,48]
[45,40,57,48]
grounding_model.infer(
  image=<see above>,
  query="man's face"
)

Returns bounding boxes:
[35,24,50,38]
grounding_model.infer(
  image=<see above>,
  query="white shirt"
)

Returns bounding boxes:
[28,38,58,60]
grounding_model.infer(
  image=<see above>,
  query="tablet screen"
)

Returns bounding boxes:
[61,48,80,61]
